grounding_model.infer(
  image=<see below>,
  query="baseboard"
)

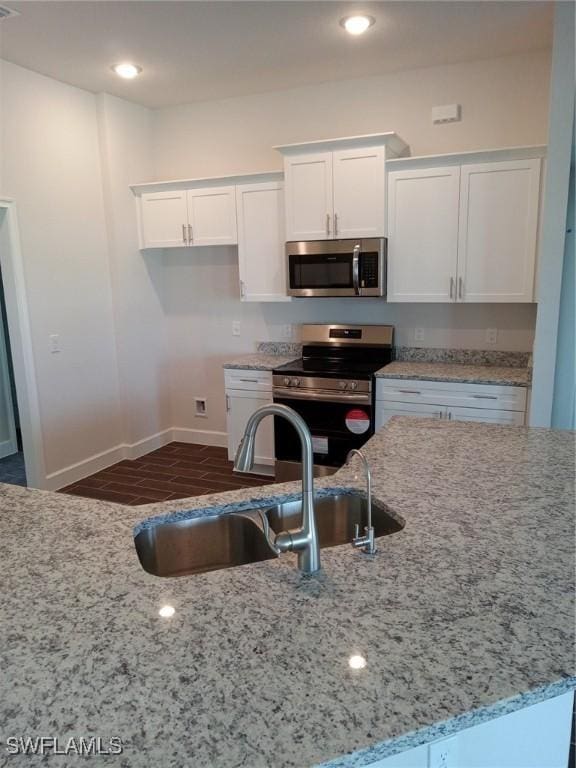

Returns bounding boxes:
[123,429,173,460]
[43,426,228,491]
[44,443,126,491]
[171,427,227,448]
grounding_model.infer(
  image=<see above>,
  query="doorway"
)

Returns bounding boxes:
[0,199,46,489]
[0,269,24,484]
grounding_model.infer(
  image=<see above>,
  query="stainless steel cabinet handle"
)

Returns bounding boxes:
[399,389,421,395]
[182,224,187,244]
[447,411,452,420]
[326,213,331,237]
[240,280,245,298]
[225,394,230,413]
[352,244,361,296]
[450,277,455,299]
[239,379,259,383]
[471,394,498,400]
[334,212,339,237]
[436,411,444,419]
[188,224,193,244]
[458,277,463,300]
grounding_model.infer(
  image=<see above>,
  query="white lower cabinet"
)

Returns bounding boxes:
[224,370,274,474]
[376,379,527,429]
[365,691,573,768]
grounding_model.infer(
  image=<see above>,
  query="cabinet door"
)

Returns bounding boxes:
[225,390,274,470]
[186,186,237,246]
[457,160,540,302]
[387,167,460,302]
[139,191,188,248]
[448,407,525,425]
[236,181,290,302]
[332,146,385,238]
[284,152,333,241]
[375,402,445,431]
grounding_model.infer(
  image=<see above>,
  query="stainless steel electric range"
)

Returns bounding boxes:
[272,324,394,482]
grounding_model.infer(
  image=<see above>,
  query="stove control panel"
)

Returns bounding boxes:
[273,374,371,394]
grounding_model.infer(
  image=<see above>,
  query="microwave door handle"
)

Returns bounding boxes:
[352,244,361,296]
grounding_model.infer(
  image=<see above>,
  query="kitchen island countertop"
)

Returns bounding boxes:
[0,418,573,767]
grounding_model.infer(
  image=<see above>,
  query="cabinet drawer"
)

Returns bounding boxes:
[224,369,272,392]
[449,407,525,426]
[376,378,527,412]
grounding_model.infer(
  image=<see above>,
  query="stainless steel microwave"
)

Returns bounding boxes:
[287,238,386,298]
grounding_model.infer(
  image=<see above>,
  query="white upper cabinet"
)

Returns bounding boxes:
[284,152,333,241]
[277,133,408,242]
[140,190,189,248]
[186,186,237,246]
[386,150,543,303]
[236,180,289,302]
[137,184,237,248]
[332,146,386,238]
[457,160,541,302]
[387,167,460,302]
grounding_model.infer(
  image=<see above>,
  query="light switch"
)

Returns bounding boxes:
[49,334,60,353]
[414,327,425,342]
[232,320,241,337]
[485,328,498,344]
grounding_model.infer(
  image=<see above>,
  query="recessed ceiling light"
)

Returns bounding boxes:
[340,15,375,36]
[158,604,175,618]
[112,62,142,80]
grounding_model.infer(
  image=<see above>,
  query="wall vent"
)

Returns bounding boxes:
[0,5,19,20]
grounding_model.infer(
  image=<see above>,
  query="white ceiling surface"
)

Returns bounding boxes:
[0,1,553,109]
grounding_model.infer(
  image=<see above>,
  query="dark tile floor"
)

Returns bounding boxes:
[0,451,27,487]
[59,442,275,505]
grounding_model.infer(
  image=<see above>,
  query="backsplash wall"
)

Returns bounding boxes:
[163,247,536,436]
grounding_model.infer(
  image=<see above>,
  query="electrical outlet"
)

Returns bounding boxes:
[232,320,241,337]
[49,334,60,353]
[414,327,425,343]
[194,398,207,418]
[429,735,459,768]
[282,324,293,340]
[485,328,498,345]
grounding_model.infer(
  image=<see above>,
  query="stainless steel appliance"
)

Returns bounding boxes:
[287,238,386,297]
[273,324,394,482]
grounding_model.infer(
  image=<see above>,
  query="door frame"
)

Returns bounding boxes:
[0,198,46,488]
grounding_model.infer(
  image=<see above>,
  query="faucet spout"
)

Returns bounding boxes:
[346,448,377,555]
[234,403,320,575]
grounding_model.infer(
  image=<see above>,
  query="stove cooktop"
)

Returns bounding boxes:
[274,356,391,380]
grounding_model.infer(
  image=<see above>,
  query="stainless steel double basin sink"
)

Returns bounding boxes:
[135,493,403,578]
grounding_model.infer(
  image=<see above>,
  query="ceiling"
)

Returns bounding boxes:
[0,1,553,109]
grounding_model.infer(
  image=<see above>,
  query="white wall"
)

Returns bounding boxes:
[0,61,124,479]
[153,51,548,436]
[153,50,551,178]
[163,246,537,436]
[97,93,171,448]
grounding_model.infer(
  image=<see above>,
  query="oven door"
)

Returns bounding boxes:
[273,391,374,477]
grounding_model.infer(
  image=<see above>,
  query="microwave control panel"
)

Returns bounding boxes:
[360,253,379,288]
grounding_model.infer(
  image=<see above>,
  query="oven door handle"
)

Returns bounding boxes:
[273,387,371,404]
[352,244,361,296]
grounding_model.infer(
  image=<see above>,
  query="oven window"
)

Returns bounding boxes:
[290,255,352,289]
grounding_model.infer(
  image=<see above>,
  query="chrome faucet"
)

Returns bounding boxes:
[346,449,377,555]
[233,403,321,575]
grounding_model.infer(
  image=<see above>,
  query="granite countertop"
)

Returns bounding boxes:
[1,419,574,767]
[223,353,299,370]
[375,361,531,387]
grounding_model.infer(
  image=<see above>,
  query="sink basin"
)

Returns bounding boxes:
[266,493,402,549]
[134,513,277,577]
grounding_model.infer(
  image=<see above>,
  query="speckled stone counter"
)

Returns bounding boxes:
[376,361,531,387]
[222,353,299,370]
[1,419,574,767]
